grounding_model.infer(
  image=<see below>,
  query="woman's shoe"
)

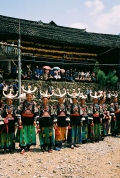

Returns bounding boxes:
[20,149,25,154]
[48,149,52,153]
[54,147,61,151]
[2,149,7,154]
[71,145,74,149]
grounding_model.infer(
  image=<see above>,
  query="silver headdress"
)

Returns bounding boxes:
[40,90,53,98]
[21,85,37,94]
[90,91,101,99]
[3,89,18,99]
[53,88,66,98]
[67,88,81,98]
[80,93,87,99]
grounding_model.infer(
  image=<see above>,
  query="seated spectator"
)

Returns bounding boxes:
[69,74,74,82]
[86,71,90,78]
[34,66,40,80]
[78,70,81,80]
[43,73,48,81]
[22,72,27,80]
[39,68,43,77]
[65,70,69,81]
[27,71,32,80]
[54,71,61,80]
[49,69,54,77]
[35,72,40,80]
[91,72,96,82]
[74,69,78,79]
[81,70,85,79]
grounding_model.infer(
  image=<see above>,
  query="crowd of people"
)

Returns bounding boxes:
[0,63,97,82]
[0,86,120,155]
[27,65,97,82]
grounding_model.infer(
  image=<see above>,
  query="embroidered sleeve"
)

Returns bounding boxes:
[33,101,39,121]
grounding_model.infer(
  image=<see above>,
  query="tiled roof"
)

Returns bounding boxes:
[0,15,120,48]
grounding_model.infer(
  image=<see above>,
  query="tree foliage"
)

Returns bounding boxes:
[96,71,118,86]
[97,70,106,84]
[110,76,118,85]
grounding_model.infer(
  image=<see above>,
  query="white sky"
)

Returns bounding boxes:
[0,0,120,35]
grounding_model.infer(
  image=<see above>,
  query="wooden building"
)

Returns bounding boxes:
[0,15,120,75]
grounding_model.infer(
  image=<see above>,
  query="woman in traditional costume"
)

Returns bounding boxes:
[37,91,54,153]
[53,88,70,150]
[67,93,82,149]
[110,94,120,136]
[90,91,102,142]
[114,95,120,135]
[99,96,110,137]
[0,89,18,153]
[16,86,39,154]
[80,93,89,143]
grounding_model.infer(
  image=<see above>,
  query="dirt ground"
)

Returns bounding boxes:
[0,136,120,178]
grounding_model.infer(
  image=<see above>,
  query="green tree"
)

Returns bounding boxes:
[106,72,114,85]
[97,70,106,84]
[110,76,118,85]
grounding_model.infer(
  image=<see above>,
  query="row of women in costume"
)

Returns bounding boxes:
[0,86,120,154]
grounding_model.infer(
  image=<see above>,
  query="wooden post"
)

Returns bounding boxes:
[8,61,11,73]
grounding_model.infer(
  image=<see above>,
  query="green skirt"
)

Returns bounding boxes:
[94,124,101,138]
[67,125,82,144]
[0,133,15,149]
[17,125,36,147]
[82,124,88,141]
[39,126,55,146]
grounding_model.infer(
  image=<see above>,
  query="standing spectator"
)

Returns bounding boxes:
[48,84,53,95]
[106,91,111,104]
[13,81,19,94]
[0,81,4,96]
[86,88,90,102]
[3,82,8,95]
[12,64,17,79]
[38,84,42,99]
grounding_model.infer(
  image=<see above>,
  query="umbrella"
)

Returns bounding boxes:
[53,66,60,70]
[58,69,65,73]
[43,66,51,70]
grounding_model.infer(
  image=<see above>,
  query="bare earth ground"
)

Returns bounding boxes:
[0,136,120,178]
